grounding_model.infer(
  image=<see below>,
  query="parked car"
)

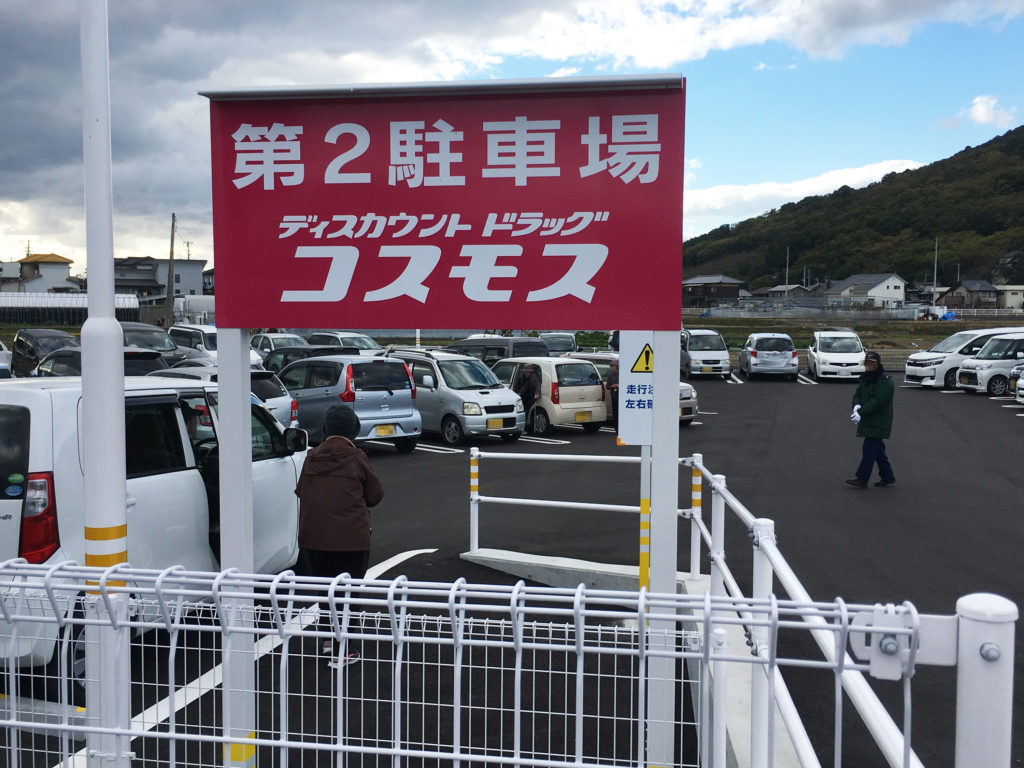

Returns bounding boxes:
[389,348,525,444]
[539,332,578,354]
[146,365,299,427]
[447,336,549,367]
[738,333,799,380]
[168,323,264,367]
[120,321,206,367]
[33,347,169,377]
[806,329,866,381]
[306,330,384,355]
[490,356,606,434]
[11,328,80,377]
[680,329,731,378]
[1016,365,1024,405]
[564,351,699,426]
[278,355,421,451]
[1009,361,1024,394]
[904,326,1024,389]
[0,377,308,697]
[261,345,355,374]
[0,339,10,379]
[250,332,309,359]
[955,333,1024,396]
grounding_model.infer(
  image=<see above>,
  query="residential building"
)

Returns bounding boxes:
[937,279,999,309]
[766,284,810,299]
[680,274,746,307]
[203,267,215,295]
[113,256,206,304]
[825,273,906,308]
[996,285,1024,310]
[0,253,81,293]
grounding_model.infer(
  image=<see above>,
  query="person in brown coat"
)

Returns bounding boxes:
[294,404,383,580]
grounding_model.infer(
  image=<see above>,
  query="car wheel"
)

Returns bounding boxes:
[533,408,551,435]
[582,422,601,433]
[987,375,1009,396]
[440,416,465,445]
[943,369,957,389]
[393,437,418,453]
[499,431,521,442]
[32,596,87,707]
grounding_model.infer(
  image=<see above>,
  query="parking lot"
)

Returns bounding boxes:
[359,372,1024,766]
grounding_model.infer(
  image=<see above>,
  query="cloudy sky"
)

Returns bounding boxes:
[1,0,1022,276]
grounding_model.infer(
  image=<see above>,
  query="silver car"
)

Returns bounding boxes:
[147,366,298,427]
[738,333,799,380]
[278,355,421,452]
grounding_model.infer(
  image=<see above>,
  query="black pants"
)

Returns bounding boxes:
[305,549,370,580]
[856,437,895,483]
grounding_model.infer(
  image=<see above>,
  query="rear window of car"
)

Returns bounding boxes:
[0,405,30,497]
[555,362,601,386]
[125,356,168,375]
[37,335,80,355]
[755,337,794,352]
[512,341,549,357]
[353,361,411,391]
[251,374,288,400]
[541,336,575,353]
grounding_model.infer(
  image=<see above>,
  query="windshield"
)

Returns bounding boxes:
[438,359,501,389]
[275,336,308,348]
[202,331,217,350]
[37,335,80,355]
[124,328,177,351]
[929,332,977,353]
[819,336,862,353]
[976,338,1024,360]
[687,334,726,352]
[343,336,382,350]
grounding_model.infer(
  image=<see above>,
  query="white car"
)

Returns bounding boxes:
[250,332,309,359]
[807,330,865,381]
[680,329,731,378]
[0,377,307,676]
[305,330,384,356]
[904,326,1024,389]
[147,366,300,427]
[956,333,1024,396]
[169,323,265,368]
[490,356,607,434]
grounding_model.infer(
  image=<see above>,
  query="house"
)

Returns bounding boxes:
[114,256,206,304]
[203,267,215,295]
[766,284,810,300]
[996,285,1024,310]
[0,253,81,293]
[825,273,906,308]
[680,274,746,307]
[937,279,999,309]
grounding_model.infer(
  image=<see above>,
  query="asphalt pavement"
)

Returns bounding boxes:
[359,371,1024,767]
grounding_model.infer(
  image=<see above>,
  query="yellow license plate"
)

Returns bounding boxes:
[375,424,395,437]
[701,366,712,373]
[486,418,503,429]
[575,411,591,423]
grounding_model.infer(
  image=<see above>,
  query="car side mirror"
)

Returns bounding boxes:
[1017,351,1024,359]
[422,374,435,390]
[284,427,308,454]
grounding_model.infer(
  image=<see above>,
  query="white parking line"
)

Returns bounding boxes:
[1001,404,1024,408]
[728,373,743,384]
[940,390,966,394]
[414,443,465,454]
[797,374,817,385]
[1018,413,1024,417]
[697,410,718,415]
[519,435,572,445]
[989,396,1016,401]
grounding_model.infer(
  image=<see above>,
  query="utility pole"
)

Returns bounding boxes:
[164,212,176,328]
[785,246,790,301]
[932,237,939,308]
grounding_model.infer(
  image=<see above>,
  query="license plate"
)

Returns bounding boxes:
[375,424,395,437]
[959,375,968,384]
[575,411,590,423]
[840,369,850,376]
[486,418,503,429]
[701,366,712,373]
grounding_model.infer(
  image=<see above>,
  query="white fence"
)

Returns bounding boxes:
[466,448,1018,767]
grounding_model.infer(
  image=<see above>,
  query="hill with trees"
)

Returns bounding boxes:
[683,126,1024,289]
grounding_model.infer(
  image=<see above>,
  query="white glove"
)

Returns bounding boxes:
[850,404,861,424]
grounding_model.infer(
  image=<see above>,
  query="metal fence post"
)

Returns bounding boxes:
[711,627,728,768]
[710,474,726,606]
[954,593,1017,768]
[750,518,775,768]
[688,454,703,580]
[469,447,480,552]
[85,592,132,768]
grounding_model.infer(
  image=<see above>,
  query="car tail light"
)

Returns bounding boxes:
[551,382,560,404]
[792,350,799,359]
[20,472,60,564]
[751,350,758,358]
[339,366,355,403]
[403,362,416,400]
[290,399,299,421]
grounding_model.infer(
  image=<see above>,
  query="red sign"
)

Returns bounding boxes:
[206,78,684,329]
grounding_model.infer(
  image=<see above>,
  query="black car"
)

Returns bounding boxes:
[12,328,80,376]
[120,321,207,367]
[34,347,169,377]
[261,345,359,373]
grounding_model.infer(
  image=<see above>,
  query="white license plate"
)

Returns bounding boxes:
[840,369,850,376]
[486,418,503,429]
[375,424,395,437]
[574,411,591,423]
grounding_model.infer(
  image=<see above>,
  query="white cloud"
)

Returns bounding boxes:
[684,159,924,239]
[960,94,1019,130]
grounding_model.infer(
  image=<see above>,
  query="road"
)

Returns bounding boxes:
[362,372,1024,767]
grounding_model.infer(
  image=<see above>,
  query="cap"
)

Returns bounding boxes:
[324,404,361,439]
[864,351,882,364]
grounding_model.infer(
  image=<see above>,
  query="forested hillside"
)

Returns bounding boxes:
[683,126,1024,289]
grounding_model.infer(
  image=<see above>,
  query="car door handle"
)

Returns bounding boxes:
[126,496,138,509]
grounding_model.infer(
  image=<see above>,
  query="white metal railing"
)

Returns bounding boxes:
[467,448,1018,768]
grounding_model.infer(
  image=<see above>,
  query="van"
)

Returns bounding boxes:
[490,356,606,434]
[278,355,422,450]
[11,328,80,377]
[904,326,1024,389]
[956,333,1024,395]
[168,323,265,368]
[447,336,549,367]
[680,329,731,378]
[0,377,308,678]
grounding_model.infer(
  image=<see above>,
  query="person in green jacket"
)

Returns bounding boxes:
[846,351,896,488]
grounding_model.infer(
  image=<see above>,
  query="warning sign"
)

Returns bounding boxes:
[631,344,654,373]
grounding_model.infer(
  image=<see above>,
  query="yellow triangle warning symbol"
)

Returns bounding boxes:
[630,344,654,373]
